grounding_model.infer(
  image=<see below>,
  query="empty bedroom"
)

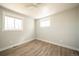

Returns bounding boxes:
[0,3,79,56]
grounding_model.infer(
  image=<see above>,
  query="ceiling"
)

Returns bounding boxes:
[0,3,79,19]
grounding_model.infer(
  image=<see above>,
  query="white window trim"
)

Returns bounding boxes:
[3,15,23,31]
[40,18,50,27]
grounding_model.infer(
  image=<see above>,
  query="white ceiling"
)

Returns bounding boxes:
[0,3,79,19]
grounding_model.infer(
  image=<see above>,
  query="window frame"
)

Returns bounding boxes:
[3,15,23,31]
[39,18,50,27]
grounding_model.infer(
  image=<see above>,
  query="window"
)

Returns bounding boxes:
[40,18,50,27]
[4,16,23,31]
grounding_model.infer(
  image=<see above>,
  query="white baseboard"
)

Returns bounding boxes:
[36,38,79,51]
[0,39,34,52]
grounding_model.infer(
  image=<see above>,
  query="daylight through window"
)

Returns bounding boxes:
[4,16,23,31]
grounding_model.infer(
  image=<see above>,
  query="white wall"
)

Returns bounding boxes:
[0,7,35,51]
[36,6,79,51]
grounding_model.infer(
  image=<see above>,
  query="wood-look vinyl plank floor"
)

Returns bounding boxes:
[0,39,79,56]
